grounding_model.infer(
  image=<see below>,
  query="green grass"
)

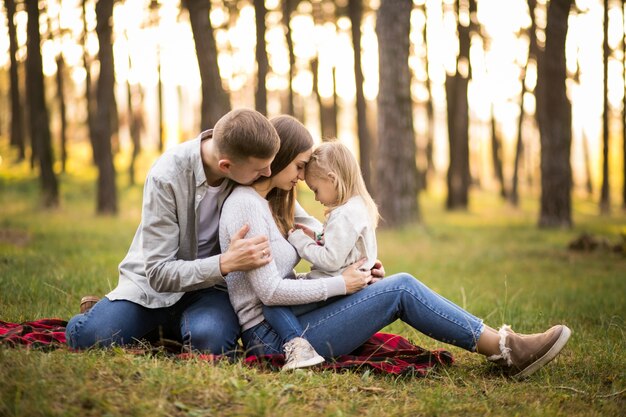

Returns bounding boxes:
[0,163,625,416]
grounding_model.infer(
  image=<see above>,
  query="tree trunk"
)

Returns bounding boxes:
[254,0,268,116]
[82,0,97,164]
[376,0,419,227]
[349,0,372,193]
[423,4,435,187]
[510,62,527,206]
[25,0,59,207]
[599,0,610,213]
[445,0,474,210]
[283,0,295,116]
[185,0,230,131]
[157,47,164,152]
[56,55,68,173]
[127,49,143,187]
[490,103,506,198]
[623,2,626,210]
[5,0,25,160]
[537,0,572,228]
[94,0,118,214]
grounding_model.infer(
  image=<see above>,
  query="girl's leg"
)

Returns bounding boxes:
[262,305,305,342]
[296,273,484,358]
[65,297,170,349]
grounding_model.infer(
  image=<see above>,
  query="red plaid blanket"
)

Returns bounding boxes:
[0,319,453,376]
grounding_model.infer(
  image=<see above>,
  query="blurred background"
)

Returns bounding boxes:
[0,0,624,227]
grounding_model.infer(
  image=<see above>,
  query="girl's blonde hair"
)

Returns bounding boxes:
[306,141,379,228]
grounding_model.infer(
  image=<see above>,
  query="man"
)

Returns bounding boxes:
[66,108,281,354]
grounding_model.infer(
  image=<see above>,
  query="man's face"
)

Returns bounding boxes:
[226,156,274,185]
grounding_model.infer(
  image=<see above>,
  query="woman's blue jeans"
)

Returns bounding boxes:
[65,287,240,354]
[243,273,484,358]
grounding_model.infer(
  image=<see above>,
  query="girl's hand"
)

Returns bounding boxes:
[369,260,385,284]
[292,223,316,240]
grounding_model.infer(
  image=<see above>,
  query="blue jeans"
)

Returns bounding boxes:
[243,273,484,357]
[65,288,240,354]
[262,302,322,343]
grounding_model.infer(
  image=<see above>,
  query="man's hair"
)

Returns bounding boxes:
[213,109,280,160]
[264,115,314,236]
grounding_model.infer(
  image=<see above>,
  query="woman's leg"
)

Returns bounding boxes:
[296,273,485,358]
[65,297,170,349]
[177,288,241,354]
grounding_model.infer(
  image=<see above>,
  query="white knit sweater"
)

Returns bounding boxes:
[288,196,377,279]
[219,186,347,331]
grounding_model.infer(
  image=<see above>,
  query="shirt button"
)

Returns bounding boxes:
[196,194,202,200]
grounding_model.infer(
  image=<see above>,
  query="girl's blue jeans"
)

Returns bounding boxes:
[245,273,484,358]
[65,287,240,354]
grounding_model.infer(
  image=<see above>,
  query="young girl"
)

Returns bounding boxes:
[262,141,379,370]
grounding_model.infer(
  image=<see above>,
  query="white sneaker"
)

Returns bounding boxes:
[282,337,325,371]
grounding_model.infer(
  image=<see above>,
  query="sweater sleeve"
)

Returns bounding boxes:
[220,189,346,306]
[143,175,225,293]
[288,204,364,272]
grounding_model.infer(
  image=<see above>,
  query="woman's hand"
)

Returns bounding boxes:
[342,258,372,294]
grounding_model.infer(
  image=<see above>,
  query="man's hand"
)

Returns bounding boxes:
[369,259,385,285]
[291,223,316,240]
[342,258,372,294]
[220,224,272,275]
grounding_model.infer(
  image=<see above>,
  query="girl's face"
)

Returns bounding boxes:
[271,149,312,191]
[305,173,338,207]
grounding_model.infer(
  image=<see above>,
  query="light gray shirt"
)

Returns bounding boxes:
[107,131,234,308]
[219,186,347,331]
[288,196,377,279]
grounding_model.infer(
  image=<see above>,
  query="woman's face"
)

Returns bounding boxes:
[271,149,312,191]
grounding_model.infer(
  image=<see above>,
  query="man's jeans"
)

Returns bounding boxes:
[243,273,484,358]
[65,287,240,354]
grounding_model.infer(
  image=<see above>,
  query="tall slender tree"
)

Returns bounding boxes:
[376,0,419,227]
[623,1,626,210]
[5,0,25,160]
[599,0,610,213]
[56,54,68,173]
[94,0,118,214]
[537,0,573,228]
[490,102,506,198]
[445,0,475,209]
[25,0,59,207]
[282,0,296,116]
[184,0,230,131]
[511,0,541,205]
[423,3,435,187]
[254,0,268,116]
[82,0,97,163]
[349,0,372,193]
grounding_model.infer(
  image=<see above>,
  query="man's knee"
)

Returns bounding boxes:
[65,314,116,349]
[183,319,240,354]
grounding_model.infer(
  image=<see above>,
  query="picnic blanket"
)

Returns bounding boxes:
[0,319,453,376]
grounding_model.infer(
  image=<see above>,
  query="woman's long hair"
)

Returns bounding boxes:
[264,115,313,236]
[306,141,379,228]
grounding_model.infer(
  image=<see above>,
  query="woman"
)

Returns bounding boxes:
[219,115,571,379]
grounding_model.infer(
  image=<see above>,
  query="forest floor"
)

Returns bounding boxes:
[0,164,625,416]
